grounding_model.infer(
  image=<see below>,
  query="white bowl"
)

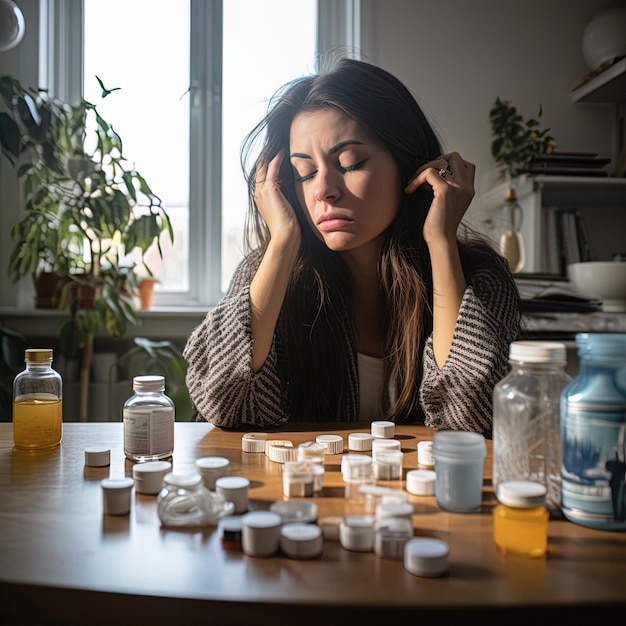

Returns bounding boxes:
[568,262,626,312]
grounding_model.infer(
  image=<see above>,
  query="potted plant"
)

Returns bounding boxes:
[0,74,174,421]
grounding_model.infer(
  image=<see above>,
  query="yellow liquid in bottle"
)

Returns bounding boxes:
[13,396,63,449]
[493,504,548,558]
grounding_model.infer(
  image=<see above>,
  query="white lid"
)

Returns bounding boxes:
[270,500,318,524]
[417,440,435,467]
[297,441,326,462]
[404,538,450,577]
[241,432,268,453]
[509,340,567,364]
[279,523,323,559]
[358,484,408,500]
[267,443,299,463]
[371,420,395,438]
[375,501,414,520]
[133,461,171,494]
[195,456,230,472]
[496,480,547,508]
[339,515,375,551]
[348,432,375,451]
[265,439,293,455]
[406,469,436,496]
[133,374,165,392]
[163,472,203,489]
[215,475,250,491]
[371,439,401,460]
[84,447,111,467]
[432,431,486,458]
[242,510,282,529]
[315,434,344,454]
[341,454,372,476]
[101,477,134,490]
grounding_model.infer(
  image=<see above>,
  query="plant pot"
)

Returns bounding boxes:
[33,272,65,308]
[137,278,158,310]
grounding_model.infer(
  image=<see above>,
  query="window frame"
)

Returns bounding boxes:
[46,0,364,308]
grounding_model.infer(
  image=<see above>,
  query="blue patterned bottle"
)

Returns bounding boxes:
[561,333,626,530]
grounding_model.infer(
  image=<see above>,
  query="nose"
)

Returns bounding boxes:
[314,168,341,203]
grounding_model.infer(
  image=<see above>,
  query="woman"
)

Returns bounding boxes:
[183,58,521,435]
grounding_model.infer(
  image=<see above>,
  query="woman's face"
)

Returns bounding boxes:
[289,108,402,255]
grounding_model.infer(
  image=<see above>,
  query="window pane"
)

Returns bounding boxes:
[83,0,191,295]
[221,0,318,291]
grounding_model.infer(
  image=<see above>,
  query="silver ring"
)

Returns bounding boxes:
[438,167,447,179]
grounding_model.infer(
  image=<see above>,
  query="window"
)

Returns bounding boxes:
[48,0,362,307]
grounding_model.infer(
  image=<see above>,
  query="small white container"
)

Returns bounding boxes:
[282,461,315,498]
[339,514,375,552]
[279,523,324,559]
[215,476,250,514]
[406,469,436,496]
[297,441,326,464]
[267,443,298,463]
[318,516,343,541]
[241,511,282,557]
[195,456,230,490]
[404,538,450,578]
[359,484,408,513]
[371,438,401,461]
[101,477,134,516]
[373,449,403,481]
[341,454,372,479]
[312,464,325,493]
[375,500,414,522]
[374,518,413,560]
[85,446,111,467]
[371,420,395,439]
[417,440,435,469]
[315,434,344,455]
[132,460,172,495]
[348,432,374,451]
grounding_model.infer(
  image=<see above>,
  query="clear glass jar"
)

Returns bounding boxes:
[493,480,548,558]
[13,348,63,450]
[493,341,571,517]
[157,471,234,526]
[561,333,626,530]
[123,375,174,462]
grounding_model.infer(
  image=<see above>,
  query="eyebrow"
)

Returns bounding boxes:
[290,139,364,160]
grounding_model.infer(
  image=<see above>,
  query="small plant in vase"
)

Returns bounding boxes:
[0,75,174,420]
[488,97,555,272]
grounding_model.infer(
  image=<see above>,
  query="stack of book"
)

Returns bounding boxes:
[529,151,611,177]
[542,207,592,276]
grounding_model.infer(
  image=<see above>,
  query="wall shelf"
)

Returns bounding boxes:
[571,58,626,103]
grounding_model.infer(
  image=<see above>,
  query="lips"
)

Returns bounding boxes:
[316,212,354,231]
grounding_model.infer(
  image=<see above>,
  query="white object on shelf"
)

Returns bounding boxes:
[582,8,626,72]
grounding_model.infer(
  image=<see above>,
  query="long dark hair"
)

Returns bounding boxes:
[240,58,510,422]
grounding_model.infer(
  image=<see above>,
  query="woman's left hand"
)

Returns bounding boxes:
[404,151,475,247]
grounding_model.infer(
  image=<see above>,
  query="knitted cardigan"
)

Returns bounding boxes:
[183,252,520,436]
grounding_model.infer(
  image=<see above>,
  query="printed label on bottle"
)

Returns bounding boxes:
[562,404,626,530]
[123,407,174,458]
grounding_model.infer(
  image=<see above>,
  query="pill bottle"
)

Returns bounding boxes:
[493,480,548,558]
[123,375,174,462]
[493,341,571,517]
[13,348,63,450]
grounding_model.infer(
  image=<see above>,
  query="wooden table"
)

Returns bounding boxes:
[1,422,625,625]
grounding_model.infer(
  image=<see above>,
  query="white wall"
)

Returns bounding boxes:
[362,0,617,228]
[0,0,620,307]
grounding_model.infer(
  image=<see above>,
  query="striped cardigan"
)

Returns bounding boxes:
[183,253,520,436]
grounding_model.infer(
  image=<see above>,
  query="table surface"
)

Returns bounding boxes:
[1,422,625,626]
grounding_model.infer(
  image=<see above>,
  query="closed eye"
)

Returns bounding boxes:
[341,159,367,173]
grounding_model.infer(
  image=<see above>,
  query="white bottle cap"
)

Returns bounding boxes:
[241,511,282,557]
[282,461,314,498]
[406,469,436,496]
[315,434,344,455]
[215,476,250,514]
[417,440,435,468]
[371,420,395,439]
[339,514,375,552]
[85,446,111,467]
[265,439,293,455]
[241,432,268,453]
[132,460,172,494]
[195,456,230,490]
[341,454,372,479]
[496,480,547,508]
[373,449,404,481]
[101,477,134,516]
[270,500,318,524]
[375,500,414,521]
[267,443,299,463]
[404,538,450,578]
[348,432,375,451]
[279,523,324,559]
[509,340,567,364]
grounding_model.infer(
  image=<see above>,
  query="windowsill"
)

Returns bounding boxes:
[0,306,212,341]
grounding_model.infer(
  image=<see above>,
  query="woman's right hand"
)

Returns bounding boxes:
[254,151,301,246]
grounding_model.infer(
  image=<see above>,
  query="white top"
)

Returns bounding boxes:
[357,353,385,422]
